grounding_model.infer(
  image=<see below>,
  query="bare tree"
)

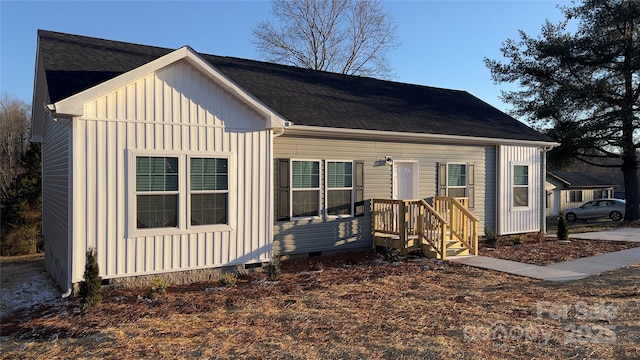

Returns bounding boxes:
[252,0,399,78]
[0,93,30,196]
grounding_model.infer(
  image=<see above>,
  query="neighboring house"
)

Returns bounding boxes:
[546,171,617,216]
[32,30,558,291]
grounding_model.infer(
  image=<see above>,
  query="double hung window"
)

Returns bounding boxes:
[513,165,529,207]
[275,159,364,220]
[291,160,320,217]
[133,154,229,232]
[326,161,353,216]
[438,162,475,208]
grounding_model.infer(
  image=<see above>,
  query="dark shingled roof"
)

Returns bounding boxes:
[36,30,554,143]
[549,171,616,188]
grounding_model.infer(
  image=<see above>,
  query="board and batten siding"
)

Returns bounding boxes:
[42,112,71,290]
[497,145,542,235]
[69,60,272,283]
[273,136,493,255]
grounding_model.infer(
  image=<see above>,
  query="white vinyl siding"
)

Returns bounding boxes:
[497,145,542,235]
[69,60,272,283]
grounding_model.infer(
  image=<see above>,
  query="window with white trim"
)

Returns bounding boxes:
[136,156,179,229]
[447,163,467,198]
[326,161,353,216]
[513,165,529,207]
[190,158,228,225]
[438,162,475,209]
[134,155,229,231]
[291,160,320,217]
[275,159,365,221]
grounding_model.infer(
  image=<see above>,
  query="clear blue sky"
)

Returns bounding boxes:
[1,0,570,116]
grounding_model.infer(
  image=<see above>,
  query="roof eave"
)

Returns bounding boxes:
[285,125,560,147]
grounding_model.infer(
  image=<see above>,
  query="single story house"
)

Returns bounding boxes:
[32,30,558,291]
[546,171,617,216]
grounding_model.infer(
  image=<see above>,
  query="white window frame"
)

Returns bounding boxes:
[324,160,354,218]
[290,159,322,219]
[512,163,530,210]
[127,150,233,237]
[187,155,230,228]
[446,163,467,198]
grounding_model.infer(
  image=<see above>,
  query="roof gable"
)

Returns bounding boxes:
[45,44,288,129]
[34,30,556,144]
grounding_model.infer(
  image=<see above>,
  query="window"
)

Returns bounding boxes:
[569,190,583,203]
[291,160,320,217]
[594,189,609,200]
[190,158,228,225]
[513,165,529,207]
[136,157,179,229]
[133,155,229,232]
[326,161,353,216]
[438,162,475,208]
[447,164,467,198]
[275,159,364,221]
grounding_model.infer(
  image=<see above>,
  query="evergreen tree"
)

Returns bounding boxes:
[485,0,640,221]
[79,248,102,309]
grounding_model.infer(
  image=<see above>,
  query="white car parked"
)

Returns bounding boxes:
[564,199,626,222]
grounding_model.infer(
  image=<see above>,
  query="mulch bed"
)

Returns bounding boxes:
[479,234,640,266]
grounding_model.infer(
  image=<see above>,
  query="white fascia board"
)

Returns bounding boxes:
[285,125,560,148]
[50,47,290,129]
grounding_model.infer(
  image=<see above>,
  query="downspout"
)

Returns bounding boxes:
[270,127,286,260]
[540,146,553,234]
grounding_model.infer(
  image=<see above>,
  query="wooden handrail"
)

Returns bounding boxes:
[372,197,477,259]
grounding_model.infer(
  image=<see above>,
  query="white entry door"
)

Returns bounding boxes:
[393,161,418,200]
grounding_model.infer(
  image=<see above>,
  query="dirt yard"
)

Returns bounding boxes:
[1,235,639,359]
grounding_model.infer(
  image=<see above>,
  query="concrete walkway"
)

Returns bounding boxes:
[449,229,640,282]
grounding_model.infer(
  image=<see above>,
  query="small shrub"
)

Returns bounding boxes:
[309,261,324,271]
[266,253,282,280]
[513,234,524,246]
[79,248,102,309]
[534,231,545,243]
[484,227,498,248]
[221,272,238,287]
[147,277,169,298]
[557,212,569,240]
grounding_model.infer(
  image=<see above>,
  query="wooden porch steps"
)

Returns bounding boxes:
[372,197,479,261]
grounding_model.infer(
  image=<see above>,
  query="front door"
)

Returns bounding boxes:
[393,161,418,200]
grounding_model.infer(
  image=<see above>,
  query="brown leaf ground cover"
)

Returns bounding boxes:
[1,237,639,359]
[479,234,640,265]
